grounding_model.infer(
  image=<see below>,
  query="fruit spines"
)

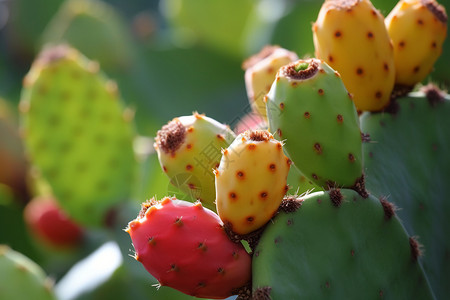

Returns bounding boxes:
[126,197,251,299]
[19,44,136,227]
[313,0,396,112]
[215,130,291,235]
[154,113,236,212]
[243,45,298,122]
[266,58,365,195]
[385,0,447,87]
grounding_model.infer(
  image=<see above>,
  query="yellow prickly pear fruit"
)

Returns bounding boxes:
[215,130,291,235]
[313,0,396,112]
[385,0,447,87]
[243,46,298,122]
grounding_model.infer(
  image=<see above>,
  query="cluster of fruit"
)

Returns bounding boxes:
[126,0,447,299]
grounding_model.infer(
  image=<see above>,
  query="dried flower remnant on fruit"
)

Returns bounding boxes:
[281,60,319,80]
[156,119,186,154]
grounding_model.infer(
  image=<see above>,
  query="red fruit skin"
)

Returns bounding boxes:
[23,197,83,248]
[126,197,252,299]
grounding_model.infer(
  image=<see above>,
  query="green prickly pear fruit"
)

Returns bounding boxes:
[0,245,57,300]
[385,0,447,87]
[243,45,298,122]
[252,189,434,299]
[215,130,291,235]
[266,58,365,195]
[313,0,395,112]
[154,113,236,212]
[19,45,136,227]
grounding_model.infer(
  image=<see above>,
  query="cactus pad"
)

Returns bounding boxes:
[0,245,57,300]
[361,85,450,299]
[20,45,136,227]
[252,189,434,299]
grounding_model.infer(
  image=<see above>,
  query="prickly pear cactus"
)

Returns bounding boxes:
[0,245,57,300]
[252,189,434,299]
[385,0,447,87]
[41,0,134,72]
[154,113,236,212]
[19,45,136,227]
[266,58,365,193]
[361,85,450,300]
[126,197,252,299]
[313,0,395,112]
[215,130,291,235]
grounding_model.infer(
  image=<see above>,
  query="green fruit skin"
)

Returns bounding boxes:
[155,114,236,212]
[266,59,363,189]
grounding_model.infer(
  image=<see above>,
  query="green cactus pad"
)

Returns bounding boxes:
[20,45,136,227]
[41,0,134,72]
[0,245,57,300]
[361,85,450,300]
[252,189,434,299]
[266,58,364,192]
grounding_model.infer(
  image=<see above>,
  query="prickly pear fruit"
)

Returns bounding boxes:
[243,45,298,122]
[215,130,291,235]
[252,189,434,299]
[126,197,251,299]
[266,59,365,194]
[0,245,57,300]
[23,196,83,249]
[19,45,136,227]
[385,0,447,87]
[313,0,395,111]
[154,113,236,212]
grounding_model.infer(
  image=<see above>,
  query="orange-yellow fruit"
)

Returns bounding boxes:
[313,0,396,112]
[385,0,447,86]
[215,130,290,235]
[243,46,298,122]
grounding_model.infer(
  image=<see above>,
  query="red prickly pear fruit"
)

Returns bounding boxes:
[126,197,252,299]
[23,196,83,249]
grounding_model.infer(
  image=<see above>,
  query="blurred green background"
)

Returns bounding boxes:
[0,0,448,299]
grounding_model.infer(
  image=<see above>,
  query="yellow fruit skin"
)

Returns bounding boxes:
[385,0,447,86]
[244,47,298,122]
[215,131,290,235]
[313,0,395,112]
